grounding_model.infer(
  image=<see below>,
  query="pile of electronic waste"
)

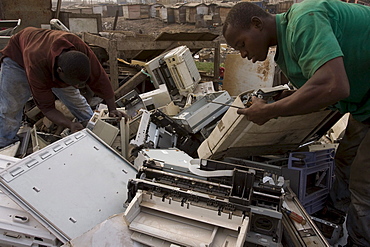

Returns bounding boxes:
[0,45,346,246]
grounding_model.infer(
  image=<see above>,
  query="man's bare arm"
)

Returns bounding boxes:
[44,109,84,132]
[237,57,350,125]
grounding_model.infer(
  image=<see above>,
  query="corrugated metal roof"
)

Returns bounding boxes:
[184,2,207,7]
[217,2,234,7]
[171,4,186,9]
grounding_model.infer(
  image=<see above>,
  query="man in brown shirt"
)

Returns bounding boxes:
[0,27,125,148]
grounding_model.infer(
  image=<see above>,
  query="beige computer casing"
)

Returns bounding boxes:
[198,90,339,160]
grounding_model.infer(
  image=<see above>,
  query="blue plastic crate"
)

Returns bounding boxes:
[288,149,335,169]
[302,193,328,214]
[287,149,335,202]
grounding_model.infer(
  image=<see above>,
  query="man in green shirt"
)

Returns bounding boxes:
[223,0,370,246]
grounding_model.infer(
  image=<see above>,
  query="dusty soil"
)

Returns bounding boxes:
[101,17,226,43]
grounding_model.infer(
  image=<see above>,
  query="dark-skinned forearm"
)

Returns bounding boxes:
[43,109,75,128]
[105,97,117,112]
[268,57,350,118]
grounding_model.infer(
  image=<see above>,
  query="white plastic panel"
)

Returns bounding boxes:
[0,154,19,171]
[0,129,137,243]
[0,191,61,247]
[124,190,247,247]
[134,148,193,171]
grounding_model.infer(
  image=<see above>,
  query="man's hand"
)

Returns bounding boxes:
[236,58,350,126]
[44,109,85,133]
[109,109,130,121]
[105,97,130,122]
[237,96,274,125]
[69,122,84,133]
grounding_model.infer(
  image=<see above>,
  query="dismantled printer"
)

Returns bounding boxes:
[124,153,330,247]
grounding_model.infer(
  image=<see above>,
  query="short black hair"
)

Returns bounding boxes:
[223,2,270,35]
[58,50,90,82]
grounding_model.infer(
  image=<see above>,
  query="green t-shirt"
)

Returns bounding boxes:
[275,0,370,122]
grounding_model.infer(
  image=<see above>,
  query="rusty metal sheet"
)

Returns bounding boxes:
[223,49,276,96]
[1,0,52,31]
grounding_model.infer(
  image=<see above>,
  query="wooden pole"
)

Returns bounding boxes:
[114,71,148,99]
[55,0,62,19]
[213,40,220,80]
[113,9,119,30]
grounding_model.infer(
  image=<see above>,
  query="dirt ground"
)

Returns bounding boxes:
[101,17,226,43]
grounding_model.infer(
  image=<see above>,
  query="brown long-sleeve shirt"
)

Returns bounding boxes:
[0,27,114,114]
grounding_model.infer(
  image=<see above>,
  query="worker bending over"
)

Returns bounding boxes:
[0,27,126,148]
[223,1,370,246]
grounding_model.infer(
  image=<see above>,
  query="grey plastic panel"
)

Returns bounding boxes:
[0,191,61,246]
[172,91,233,133]
[0,129,137,243]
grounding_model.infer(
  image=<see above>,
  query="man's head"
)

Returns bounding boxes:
[56,50,90,88]
[223,2,276,63]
